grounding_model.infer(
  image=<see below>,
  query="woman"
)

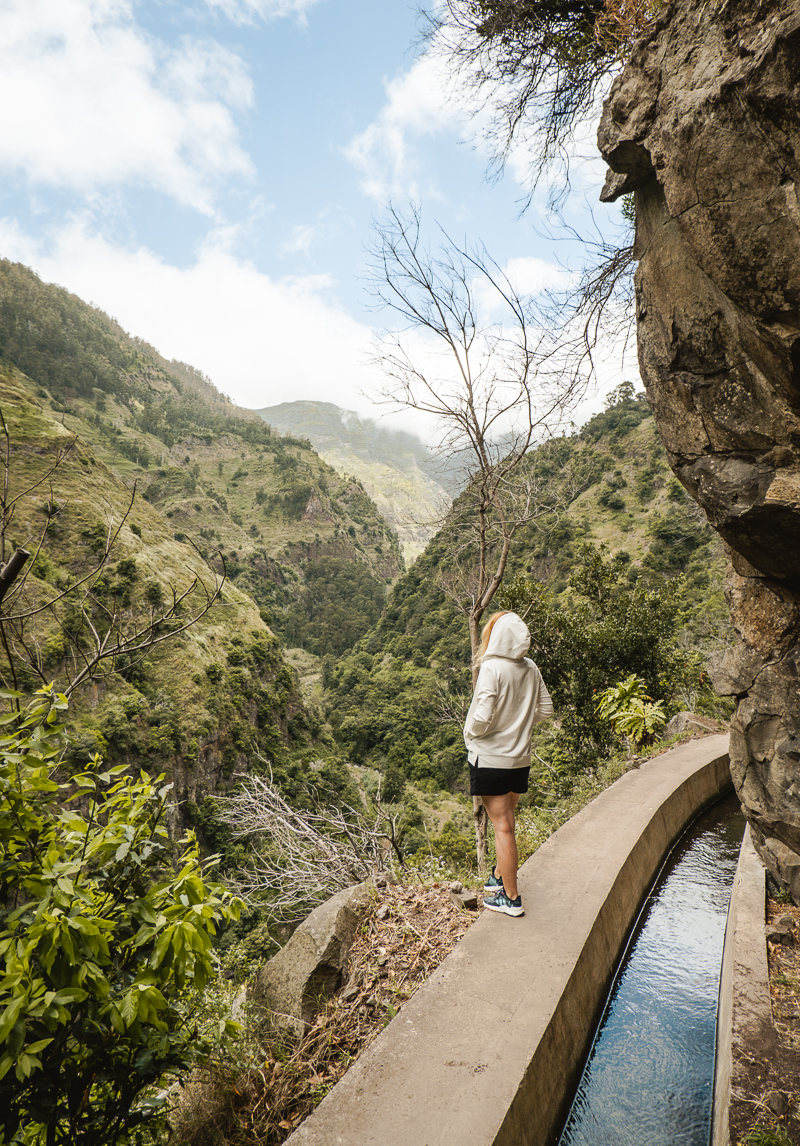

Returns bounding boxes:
[463,611,553,917]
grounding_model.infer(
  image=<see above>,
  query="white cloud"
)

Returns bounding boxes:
[203,0,326,24]
[462,255,572,327]
[346,35,614,220]
[282,224,315,255]
[343,53,460,202]
[0,218,390,417]
[0,210,632,446]
[0,0,253,213]
[502,256,571,296]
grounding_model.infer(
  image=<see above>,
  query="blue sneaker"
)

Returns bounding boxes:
[483,866,504,894]
[483,890,524,917]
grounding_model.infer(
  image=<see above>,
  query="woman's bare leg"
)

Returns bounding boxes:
[482,792,520,899]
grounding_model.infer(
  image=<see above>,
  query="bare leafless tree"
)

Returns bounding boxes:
[367,203,583,864]
[0,409,225,701]
[213,771,405,920]
[367,204,583,650]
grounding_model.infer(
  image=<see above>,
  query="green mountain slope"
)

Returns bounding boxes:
[254,400,458,563]
[0,260,407,823]
[0,260,403,654]
[1,371,313,809]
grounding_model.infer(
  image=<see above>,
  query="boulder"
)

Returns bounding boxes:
[663,712,721,739]
[597,0,800,895]
[250,881,371,1035]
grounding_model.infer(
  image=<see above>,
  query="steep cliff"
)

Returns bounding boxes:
[598,0,800,891]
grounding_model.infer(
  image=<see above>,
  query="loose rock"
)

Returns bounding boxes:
[766,923,794,947]
[250,881,371,1035]
[450,889,479,911]
[766,1090,789,1117]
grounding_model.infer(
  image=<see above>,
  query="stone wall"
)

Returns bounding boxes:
[597,0,800,892]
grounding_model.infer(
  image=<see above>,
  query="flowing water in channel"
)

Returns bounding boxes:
[558,793,745,1146]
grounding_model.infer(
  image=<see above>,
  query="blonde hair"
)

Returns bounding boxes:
[473,611,509,671]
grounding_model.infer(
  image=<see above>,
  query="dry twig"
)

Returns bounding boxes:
[213,771,406,919]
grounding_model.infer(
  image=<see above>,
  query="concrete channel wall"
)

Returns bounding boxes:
[288,734,732,1146]
[712,827,770,1146]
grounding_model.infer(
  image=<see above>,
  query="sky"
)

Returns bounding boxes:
[0,0,635,439]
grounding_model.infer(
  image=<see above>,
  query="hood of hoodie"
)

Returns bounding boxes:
[484,613,531,661]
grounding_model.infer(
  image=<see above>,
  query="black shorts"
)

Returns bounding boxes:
[469,761,530,797]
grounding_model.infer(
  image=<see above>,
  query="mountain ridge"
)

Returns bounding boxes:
[254,400,458,563]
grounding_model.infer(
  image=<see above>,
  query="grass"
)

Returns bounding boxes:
[739,1127,793,1146]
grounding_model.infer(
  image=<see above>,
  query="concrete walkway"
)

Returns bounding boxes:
[288,735,731,1146]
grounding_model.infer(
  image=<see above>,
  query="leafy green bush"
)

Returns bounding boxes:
[416,820,477,871]
[0,687,242,1146]
[580,383,649,442]
[595,674,667,747]
[644,504,710,573]
[598,485,626,511]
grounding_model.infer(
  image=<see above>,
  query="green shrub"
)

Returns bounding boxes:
[739,1126,793,1146]
[0,687,241,1146]
[420,821,477,871]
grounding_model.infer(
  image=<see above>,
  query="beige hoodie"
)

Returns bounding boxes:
[463,613,554,769]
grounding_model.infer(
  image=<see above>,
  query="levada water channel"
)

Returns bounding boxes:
[558,792,745,1146]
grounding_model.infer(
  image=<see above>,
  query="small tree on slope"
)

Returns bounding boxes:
[367,203,579,864]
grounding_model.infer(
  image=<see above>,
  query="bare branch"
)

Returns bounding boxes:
[424,2,611,204]
[367,203,584,653]
[434,679,472,726]
[424,0,658,204]
[212,770,400,920]
[0,549,31,607]
[57,566,225,698]
[0,483,137,625]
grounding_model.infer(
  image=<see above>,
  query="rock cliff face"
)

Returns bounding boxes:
[597,0,800,892]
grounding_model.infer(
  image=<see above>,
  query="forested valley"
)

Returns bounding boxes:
[0,260,733,1144]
